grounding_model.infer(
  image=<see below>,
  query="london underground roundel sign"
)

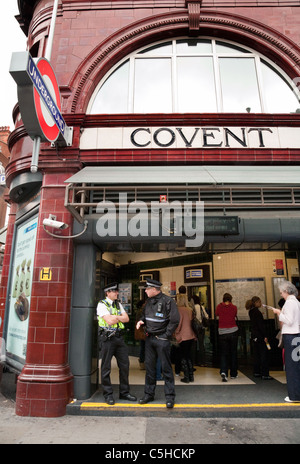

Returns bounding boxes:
[10,51,69,145]
[32,57,64,143]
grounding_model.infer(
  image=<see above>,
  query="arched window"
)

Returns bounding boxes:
[88,38,300,114]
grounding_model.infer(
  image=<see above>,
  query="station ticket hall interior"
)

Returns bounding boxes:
[69,229,300,399]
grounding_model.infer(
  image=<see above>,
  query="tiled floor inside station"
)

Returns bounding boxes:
[67,357,297,417]
[109,356,286,386]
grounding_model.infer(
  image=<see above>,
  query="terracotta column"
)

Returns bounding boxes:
[15,171,75,417]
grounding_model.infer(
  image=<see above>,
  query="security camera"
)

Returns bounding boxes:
[43,215,69,230]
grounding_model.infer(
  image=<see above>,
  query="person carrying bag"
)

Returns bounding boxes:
[192,295,209,366]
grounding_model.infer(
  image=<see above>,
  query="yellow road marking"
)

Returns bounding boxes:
[80,402,300,409]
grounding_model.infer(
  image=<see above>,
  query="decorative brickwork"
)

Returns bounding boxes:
[4,0,300,416]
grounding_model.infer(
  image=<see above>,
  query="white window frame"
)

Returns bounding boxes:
[87,37,300,114]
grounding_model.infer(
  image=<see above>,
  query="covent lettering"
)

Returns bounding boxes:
[130,127,273,148]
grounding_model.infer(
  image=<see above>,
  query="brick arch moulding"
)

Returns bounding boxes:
[68,9,300,116]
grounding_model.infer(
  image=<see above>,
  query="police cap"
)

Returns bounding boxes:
[104,282,118,292]
[144,278,162,289]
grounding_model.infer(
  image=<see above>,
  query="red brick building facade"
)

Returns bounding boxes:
[0,127,10,230]
[1,0,300,416]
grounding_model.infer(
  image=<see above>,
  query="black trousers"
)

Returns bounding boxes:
[100,334,130,399]
[283,333,300,401]
[144,335,175,401]
[252,338,270,376]
[219,332,238,377]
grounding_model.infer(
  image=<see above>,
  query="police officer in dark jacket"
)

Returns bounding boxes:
[136,278,180,408]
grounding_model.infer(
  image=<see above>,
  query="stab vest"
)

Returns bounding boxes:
[98,299,125,329]
[144,293,171,335]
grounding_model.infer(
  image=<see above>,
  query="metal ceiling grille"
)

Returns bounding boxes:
[64,183,300,223]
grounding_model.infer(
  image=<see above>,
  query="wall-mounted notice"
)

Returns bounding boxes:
[118,283,132,315]
[214,278,267,320]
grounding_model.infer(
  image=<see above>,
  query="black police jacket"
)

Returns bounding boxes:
[141,292,180,339]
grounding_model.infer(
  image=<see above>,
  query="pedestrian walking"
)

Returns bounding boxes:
[215,293,239,382]
[246,296,272,380]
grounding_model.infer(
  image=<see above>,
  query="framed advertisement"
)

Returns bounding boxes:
[4,212,38,369]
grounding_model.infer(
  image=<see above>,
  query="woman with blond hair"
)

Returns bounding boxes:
[175,293,196,383]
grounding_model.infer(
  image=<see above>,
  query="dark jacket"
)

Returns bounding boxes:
[249,306,266,341]
[141,292,180,339]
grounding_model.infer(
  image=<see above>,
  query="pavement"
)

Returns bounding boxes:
[1,365,300,446]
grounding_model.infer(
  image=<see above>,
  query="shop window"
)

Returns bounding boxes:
[88,38,300,114]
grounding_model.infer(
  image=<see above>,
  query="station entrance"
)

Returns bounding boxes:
[66,243,300,417]
[65,166,300,403]
[68,243,300,403]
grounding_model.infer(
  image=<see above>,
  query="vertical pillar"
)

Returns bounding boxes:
[15,172,75,417]
[69,243,98,400]
[297,251,300,282]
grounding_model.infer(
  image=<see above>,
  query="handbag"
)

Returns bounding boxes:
[200,306,209,328]
[191,310,203,335]
[134,326,146,341]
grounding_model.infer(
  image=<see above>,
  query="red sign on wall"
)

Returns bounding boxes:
[275,259,284,275]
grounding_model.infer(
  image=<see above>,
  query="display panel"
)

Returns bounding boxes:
[5,214,38,365]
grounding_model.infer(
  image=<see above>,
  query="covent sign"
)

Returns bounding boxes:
[80,126,300,150]
[130,127,271,148]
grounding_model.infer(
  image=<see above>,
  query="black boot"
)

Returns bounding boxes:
[180,359,190,383]
[188,359,194,382]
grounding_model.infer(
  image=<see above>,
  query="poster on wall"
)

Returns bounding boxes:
[214,278,267,320]
[5,214,38,363]
[118,283,132,315]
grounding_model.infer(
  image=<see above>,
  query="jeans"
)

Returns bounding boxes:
[196,327,206,365]
[283,333,300,401]
[219,331,238,377]
[252,338,269,376]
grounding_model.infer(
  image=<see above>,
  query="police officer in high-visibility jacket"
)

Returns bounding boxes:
[97,282,137,405]
[136,278,180,408]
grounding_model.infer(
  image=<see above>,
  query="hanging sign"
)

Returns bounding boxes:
[186,269,203,279]
[9,51,72,146]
